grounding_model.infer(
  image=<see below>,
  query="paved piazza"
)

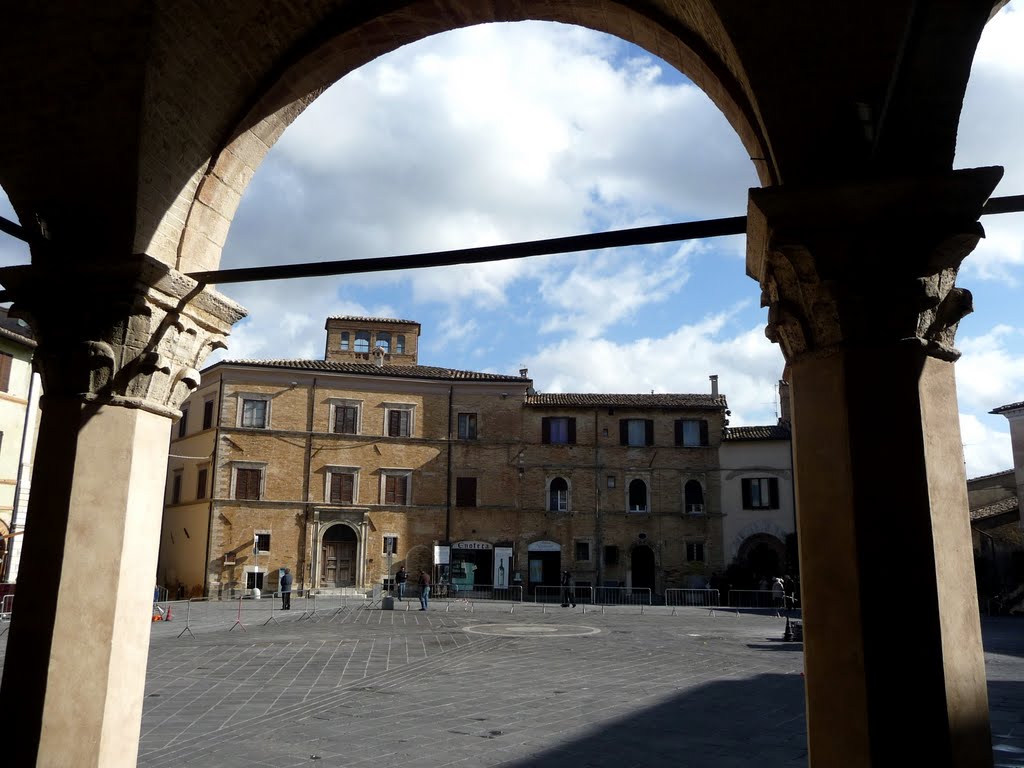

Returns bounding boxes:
[2,598,1024,767]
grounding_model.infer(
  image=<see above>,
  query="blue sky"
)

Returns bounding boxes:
[1,6,1022,477]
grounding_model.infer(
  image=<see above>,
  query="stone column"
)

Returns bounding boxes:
[0,256,245,768]
[747,167,1001,768]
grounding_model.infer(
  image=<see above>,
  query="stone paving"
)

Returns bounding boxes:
[2,598,1023,767]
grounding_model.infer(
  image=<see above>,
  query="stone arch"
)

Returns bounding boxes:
[736,532,787,579]
[163,3,775,274]
[404,543,432,579]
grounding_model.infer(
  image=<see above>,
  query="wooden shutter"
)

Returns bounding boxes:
[236,468,261,500]
[385,475,407,505]
[645,419,654,446]
[203,399,214,429]
[674,420,684,446]
[0,353,12,392]
[331,473,354,503]
[196,468,208,499]
[741,479,752,509]
[769,477,780,509]
[567,418,577,445]
[619,419,628,445]
[171,474,182,504]
[541,417,551,444]
[699,420,709,446]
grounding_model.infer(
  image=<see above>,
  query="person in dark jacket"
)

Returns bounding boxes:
[418,570,431,611]
[280,568,293,610]
[561,570,576,608]
[396,566,407,601]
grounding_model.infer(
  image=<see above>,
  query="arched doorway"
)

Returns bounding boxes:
[320,524,357,587]
[632,545,656,594]
[738,533,786,580]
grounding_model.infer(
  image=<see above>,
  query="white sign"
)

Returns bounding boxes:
[453,540,492,550]
[433,545,450,565]
[494,546,513,588]
[527,540,561,552]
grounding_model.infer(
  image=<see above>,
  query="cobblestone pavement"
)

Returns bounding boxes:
[2,599,1023,767]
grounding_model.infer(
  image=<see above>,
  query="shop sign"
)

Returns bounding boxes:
[527,540,561,552]
[453,540,492,550]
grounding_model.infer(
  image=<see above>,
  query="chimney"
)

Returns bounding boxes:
[778,379,792,425]
[373,347,385,368]
[519,367,529,378]
[709,374,719,397]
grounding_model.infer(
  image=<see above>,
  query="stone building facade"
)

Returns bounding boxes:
[158,316,733,598]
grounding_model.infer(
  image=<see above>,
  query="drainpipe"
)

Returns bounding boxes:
[300,377,316,593]
[446,386,453,545]
[594,408,602,587]
[203,371,224,598]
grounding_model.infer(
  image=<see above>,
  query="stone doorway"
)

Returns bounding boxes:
[631,545,656,594]
[321,524,357,587]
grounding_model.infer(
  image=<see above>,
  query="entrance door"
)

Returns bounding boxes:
[632,545,656,594]
[321,525,358,587]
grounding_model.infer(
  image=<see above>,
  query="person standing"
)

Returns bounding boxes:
[418,570,431,611]
[561,570,576,608]
[396,565,407,601]
[771,576,785,611]
[280,567,293,610]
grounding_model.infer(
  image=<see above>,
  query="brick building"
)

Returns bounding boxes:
[158,316,734,598]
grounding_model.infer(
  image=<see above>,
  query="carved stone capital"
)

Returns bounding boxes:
[0,255,247,417]
[746,167,1003,362]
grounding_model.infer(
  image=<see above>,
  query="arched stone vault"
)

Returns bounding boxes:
[0,3,1011,767]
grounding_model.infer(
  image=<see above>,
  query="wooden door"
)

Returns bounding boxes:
[336,542,356,585]
[321,542,340,585]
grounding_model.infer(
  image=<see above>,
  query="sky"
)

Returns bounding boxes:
[1,5,1022,477]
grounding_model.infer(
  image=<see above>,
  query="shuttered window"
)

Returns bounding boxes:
[384,474,408,505]
[741,477,780,509]
[0,352,12,393]
[620,419,654,446]
[455,477,477,507]
[334,405,358,434]
[235,468,262,500]
[674,419,709,447]
[541,417,576,444]
[330,472,355,504]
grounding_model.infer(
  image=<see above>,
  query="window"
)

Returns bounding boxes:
[620,419,654,447]
[340,331,350,350]
[246,571,265,590]
[333,403,359,434]
[383,535,398,555]
[354,331,370,353]
[329,471,356,504]
[234,466,263,500]
[541,417,576,445]
[684,480,705,514]
[385,405,414,437]
[628,478,648,513]
[240,397,269,428]
[575,541,591,562]
[604,545,620,566]
[607,476,616,489]
[456,477,477,507]
[203,399,214,430]
[458,412,478,440]
[376,332,391,352]
[0,352,12,392]
[254,532,271,553]
[549,477,569,512]
[742,477,780,509]
[196,467,208,500]
[383,473,410,505]
[178,406,189,438]
[395,335,405,354]
[686,542,705,562]
[171,470,182,504]
[675,419,709,447]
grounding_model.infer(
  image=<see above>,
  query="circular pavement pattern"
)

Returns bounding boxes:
[463,623,602,637]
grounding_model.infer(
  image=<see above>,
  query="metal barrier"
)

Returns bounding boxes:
[665,588,721,615]
[533,585,594,606]
[0,594,13,636]
[727,589,784,615]
[395,583,524,612]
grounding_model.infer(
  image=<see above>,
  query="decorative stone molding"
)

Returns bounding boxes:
[746,168,1003,363]
[0,255,246,417]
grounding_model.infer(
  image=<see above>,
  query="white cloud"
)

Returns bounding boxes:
[955,324,1024,412]
[960,413,1013,478]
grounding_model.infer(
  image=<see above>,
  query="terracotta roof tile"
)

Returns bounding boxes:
[218,359,527,382]
[525,393,727,409]
[970,496,1019,522]
[991,401,1024,414]
[325,316,420,326]
[723,424,792,441]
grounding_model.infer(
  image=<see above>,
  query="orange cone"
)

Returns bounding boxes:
[165,605,173,622]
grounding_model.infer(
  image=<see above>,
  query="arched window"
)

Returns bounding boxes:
[340,331,350,350]
[684,480,705,514]
[395,335,406,354]
[354,331,370,353]
[376,331,391,352]
[628,479,648,513]
[549,477,569,512]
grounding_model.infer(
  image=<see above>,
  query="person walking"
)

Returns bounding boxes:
[560,570,576,608]
[771,575,785,611]
[280,567,293,610]
[418,570,431,611]
[396,565,407,601]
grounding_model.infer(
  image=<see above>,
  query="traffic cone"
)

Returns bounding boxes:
[165,605,173,622]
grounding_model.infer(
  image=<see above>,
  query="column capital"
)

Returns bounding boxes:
[746,167,1003,362]
[0,255,247,417]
